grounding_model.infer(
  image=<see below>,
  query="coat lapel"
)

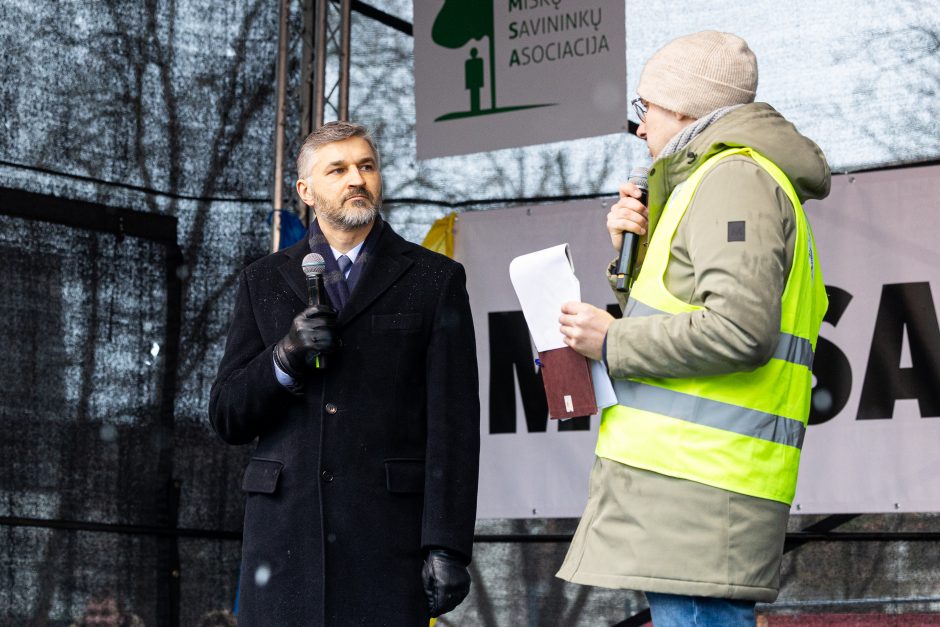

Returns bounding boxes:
[275,224,415,324]
[338,225,414,326]
[277,238,312,307]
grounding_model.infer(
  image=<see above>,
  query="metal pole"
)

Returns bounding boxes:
[314,0,328,129]
[270,0,291,253]
[298,0,317,225]
[300,0,316,137]
[339,0,352,121]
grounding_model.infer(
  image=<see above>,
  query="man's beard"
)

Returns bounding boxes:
[314,186,382,231]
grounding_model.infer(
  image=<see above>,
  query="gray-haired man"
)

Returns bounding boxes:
[210,122,480,626]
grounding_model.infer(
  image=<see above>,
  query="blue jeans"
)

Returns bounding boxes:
[645,592,756,627]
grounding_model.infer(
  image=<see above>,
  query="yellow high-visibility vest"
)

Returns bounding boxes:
[597,147,828,504]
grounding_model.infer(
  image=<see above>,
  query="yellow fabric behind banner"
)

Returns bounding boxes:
[421,212,457,259]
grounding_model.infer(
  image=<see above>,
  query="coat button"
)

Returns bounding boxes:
[321,470,334,482]
[325,403,338,414]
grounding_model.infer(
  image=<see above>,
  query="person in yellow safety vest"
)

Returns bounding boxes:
[556,31,831,627]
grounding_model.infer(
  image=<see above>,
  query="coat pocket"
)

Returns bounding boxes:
[241,458,284,494]
[384,458,426,493]
[372,313,423,333]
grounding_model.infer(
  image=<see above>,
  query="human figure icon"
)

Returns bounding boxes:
[465,47,484,113]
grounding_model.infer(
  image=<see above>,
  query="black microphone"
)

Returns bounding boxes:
[301,252,328,369]
[614,166,649,292]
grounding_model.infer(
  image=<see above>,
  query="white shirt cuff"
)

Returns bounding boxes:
[273,354,302,391]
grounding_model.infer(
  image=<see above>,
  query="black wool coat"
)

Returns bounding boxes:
[209,224,480,626]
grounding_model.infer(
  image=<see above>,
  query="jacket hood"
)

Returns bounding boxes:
[646,103,831,234]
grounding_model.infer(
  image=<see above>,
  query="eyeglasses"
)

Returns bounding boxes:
[631,97,647,122]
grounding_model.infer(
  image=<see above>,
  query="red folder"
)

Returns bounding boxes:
[537,346,597,420]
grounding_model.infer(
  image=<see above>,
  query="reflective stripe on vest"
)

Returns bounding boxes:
[597,147,828,504]
[626,296,816,369]
[614,380,806,449]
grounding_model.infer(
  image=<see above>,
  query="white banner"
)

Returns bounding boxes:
[413,0,627,160]
[793,165,940,514]
[456,165,940,518]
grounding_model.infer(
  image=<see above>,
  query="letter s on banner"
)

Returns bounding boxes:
[810,286,853,425]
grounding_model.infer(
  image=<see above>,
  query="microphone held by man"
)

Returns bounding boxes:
[613,166,649,292]
[272,252,339,377]
[558,167,649,361]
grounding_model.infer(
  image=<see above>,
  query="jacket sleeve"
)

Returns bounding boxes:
[606,158,793,379]
[421,262,481,561]
[208,270,297,445]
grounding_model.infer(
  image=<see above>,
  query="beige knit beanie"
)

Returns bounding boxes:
[637,30,758,119]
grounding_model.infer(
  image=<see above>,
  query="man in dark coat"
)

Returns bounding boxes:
[209,121,480,626]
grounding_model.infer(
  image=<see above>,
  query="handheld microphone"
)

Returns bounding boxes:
[614,167,649,292]
[301,253,328,369]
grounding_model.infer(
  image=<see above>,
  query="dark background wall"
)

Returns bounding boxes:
[1,1,938,625]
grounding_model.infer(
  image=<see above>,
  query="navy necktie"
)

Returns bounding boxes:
[337,254,359,298]
[337,254,352,277]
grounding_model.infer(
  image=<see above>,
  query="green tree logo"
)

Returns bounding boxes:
[431,0,554,121]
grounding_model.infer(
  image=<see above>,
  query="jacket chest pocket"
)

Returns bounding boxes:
[372,313,423,334]
[241,458,284,494]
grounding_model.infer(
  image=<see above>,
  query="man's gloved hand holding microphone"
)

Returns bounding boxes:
[273,303,339,378]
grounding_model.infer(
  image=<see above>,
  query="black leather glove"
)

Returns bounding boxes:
[273,303,338,378]
[421,549,471,618]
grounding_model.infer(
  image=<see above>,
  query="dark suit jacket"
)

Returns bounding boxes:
[208,223,480,626]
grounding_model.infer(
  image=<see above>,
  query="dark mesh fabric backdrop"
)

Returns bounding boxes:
[0,213,174,624]
[1,0,939,625]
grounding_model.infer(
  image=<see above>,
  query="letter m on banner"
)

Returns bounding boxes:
[488,311,589,433]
